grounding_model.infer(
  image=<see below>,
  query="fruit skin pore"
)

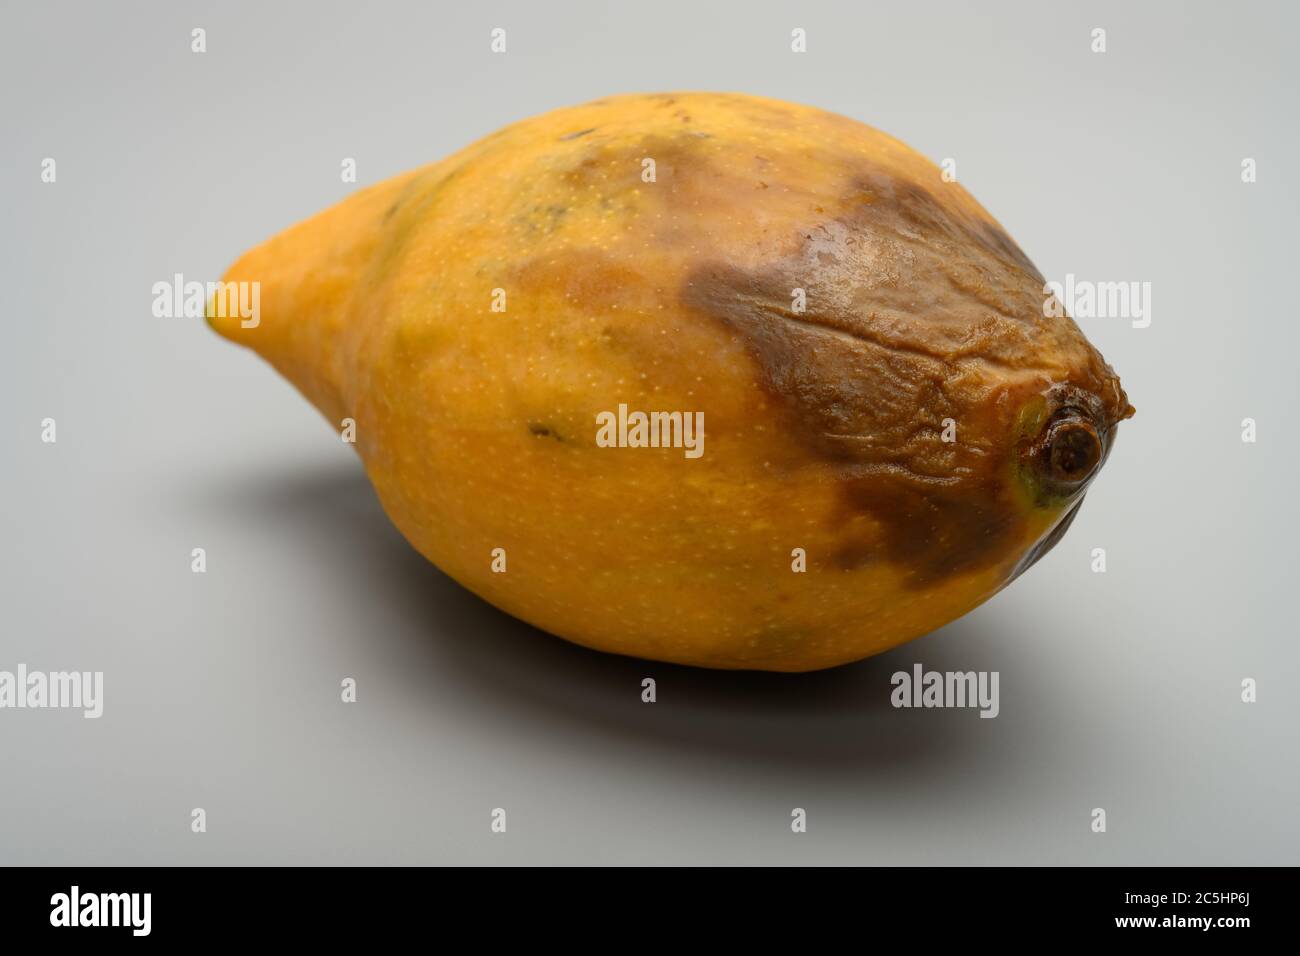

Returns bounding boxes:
[210,92,1133,672]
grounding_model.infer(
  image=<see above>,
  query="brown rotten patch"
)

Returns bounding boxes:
[677,173,1119,586]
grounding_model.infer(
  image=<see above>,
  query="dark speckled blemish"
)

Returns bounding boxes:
[514,203,570,237]
[527,422,564,441]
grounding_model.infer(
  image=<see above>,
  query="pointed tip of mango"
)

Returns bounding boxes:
[204,298,232,340]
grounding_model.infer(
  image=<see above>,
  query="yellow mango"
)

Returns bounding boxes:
[210,92,1133,671]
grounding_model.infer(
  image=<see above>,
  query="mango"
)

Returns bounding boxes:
[210,92,1133,672]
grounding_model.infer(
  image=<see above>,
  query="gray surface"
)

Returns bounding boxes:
[1,0,1296,865]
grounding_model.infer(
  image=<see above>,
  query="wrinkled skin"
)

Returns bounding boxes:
[210,92,1133,671]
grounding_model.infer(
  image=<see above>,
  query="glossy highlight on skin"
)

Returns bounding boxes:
[209,92,1133,671]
